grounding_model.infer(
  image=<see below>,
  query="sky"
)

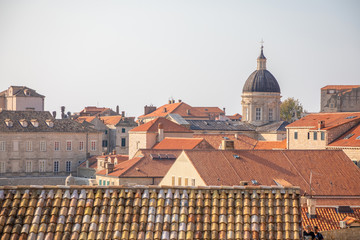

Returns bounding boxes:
[0,0,359,117]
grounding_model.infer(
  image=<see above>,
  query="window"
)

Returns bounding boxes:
[79,141,84,151]
[178,177,182,186]
[54,141,60,151]
[268,108,273,121]
[66,161,71,172]
[307,132,310,140]
[66,141,72,151]
[321,132,325,141]
[105,130,108,134]
[0,141,5,151]
[185,178,188,186]
[344,133,355,139]
[54,161,59,173]
[91,141,96,151]
[13,141,19,152]
[25,161,32,173]
[99,179,102,186]
[294,131,298,140]
[256,108,261,121]
[39,160,46,172]
[107,181,110,186]
[102,140,108,147]
[121,138,126,147]
[172,176,175,186]
[191,179,196,186]
[313,132,317,140]
[40,141,46,152]
[0,162,5,173]
[122,128,126,133]
[26,141,33,152]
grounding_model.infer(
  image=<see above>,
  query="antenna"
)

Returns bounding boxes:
[309,170,312,198]
[260,39,264,48]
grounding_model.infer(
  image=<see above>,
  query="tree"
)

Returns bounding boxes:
[280,97,304,122]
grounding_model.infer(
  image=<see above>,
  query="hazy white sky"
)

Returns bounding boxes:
[1,0,359,117]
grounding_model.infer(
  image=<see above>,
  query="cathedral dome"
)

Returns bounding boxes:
[243,70,280,93]
[242,46,281,93]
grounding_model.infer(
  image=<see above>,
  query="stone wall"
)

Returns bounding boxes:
[322,228,360,240]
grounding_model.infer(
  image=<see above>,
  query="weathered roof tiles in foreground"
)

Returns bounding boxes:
[0,185,301,240]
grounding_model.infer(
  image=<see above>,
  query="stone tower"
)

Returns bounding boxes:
[241,45,281,126]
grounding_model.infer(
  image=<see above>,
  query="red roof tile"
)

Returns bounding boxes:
[99,116,123,125]
[328,123,360,147]
[321,85,360,90]
[152,138,210,150]
[192,107,224,114]
[130,118,193,133]
[96,157,142,176]
[254,139,287,149]
[286,112,360,130]
[183,149,360,197]
[138,102,209,119]
[301,207,360,231]
[226,113,242,120]
[194,134,257,150]
[75,116,96,123]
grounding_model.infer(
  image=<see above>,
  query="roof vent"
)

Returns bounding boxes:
[251,179,259,185]
[4,119,13,127]
[19,119,28,127]
[233,155,240,159]
[46,119,54,128]
[239,181,248,186]
[344,133,355,139]
[337,206,353,214]
[31,119,39,127]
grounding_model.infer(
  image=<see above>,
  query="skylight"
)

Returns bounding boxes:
[343,133,355,139]
[356,136,360,140]
[345,116,357,119]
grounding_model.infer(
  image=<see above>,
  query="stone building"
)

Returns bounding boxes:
[321,85,360,112]
[128,118,193,159]
[286,112,360,164]
[0,86,45,111]
[241,46,281,126]
[0,110,102,179]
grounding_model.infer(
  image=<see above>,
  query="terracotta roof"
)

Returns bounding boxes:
[152,138,212,150]
[226,113,242,120]
[183,149,360,197]
[301,207,360,231]
[79,156,98,168]
[79,106,117,117]
[254,139,287,149]
[0,185,301,240]
[79,154,129,169]
[98,149,183,178]
[194,134,257,150]
[130,118,193,133]
[192,107,224,114]
[286,112,360,130]
[138,102,209,119]
[321,85,360,90]
[99,116,123,125]
[75,116,96,123]
[328,123,360,147]
[96,157,142,176]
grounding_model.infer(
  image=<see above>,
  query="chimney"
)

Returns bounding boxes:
[221,139,234,150]
[121,111,125,117]
[318,121,325,130]
[61,106,65,119]
[112,150,116,155]
[144,105,156,115]
[163,107,167,113]
[187,109,191,115]
[178,99,182,103]
[116,105,119,114]
[307,198,317,219]
[158,123,164,142]
[168,100,172,104]
[86,160,89,168]
[234,134,238,139]
[223,107,226,115]
[172,99,175,103]
[52,111,57,119]
[106,163,115,175]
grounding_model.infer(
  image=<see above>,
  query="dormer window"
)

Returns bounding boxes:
[4,119,13,127]
[24,89,30,96]
[31,119,39,127]
[46,119,54,128]
[19,119,28,127]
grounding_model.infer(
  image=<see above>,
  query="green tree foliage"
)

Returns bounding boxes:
[280,97,304,122]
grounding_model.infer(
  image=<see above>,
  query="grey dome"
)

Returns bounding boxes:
[242,70,280,93]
